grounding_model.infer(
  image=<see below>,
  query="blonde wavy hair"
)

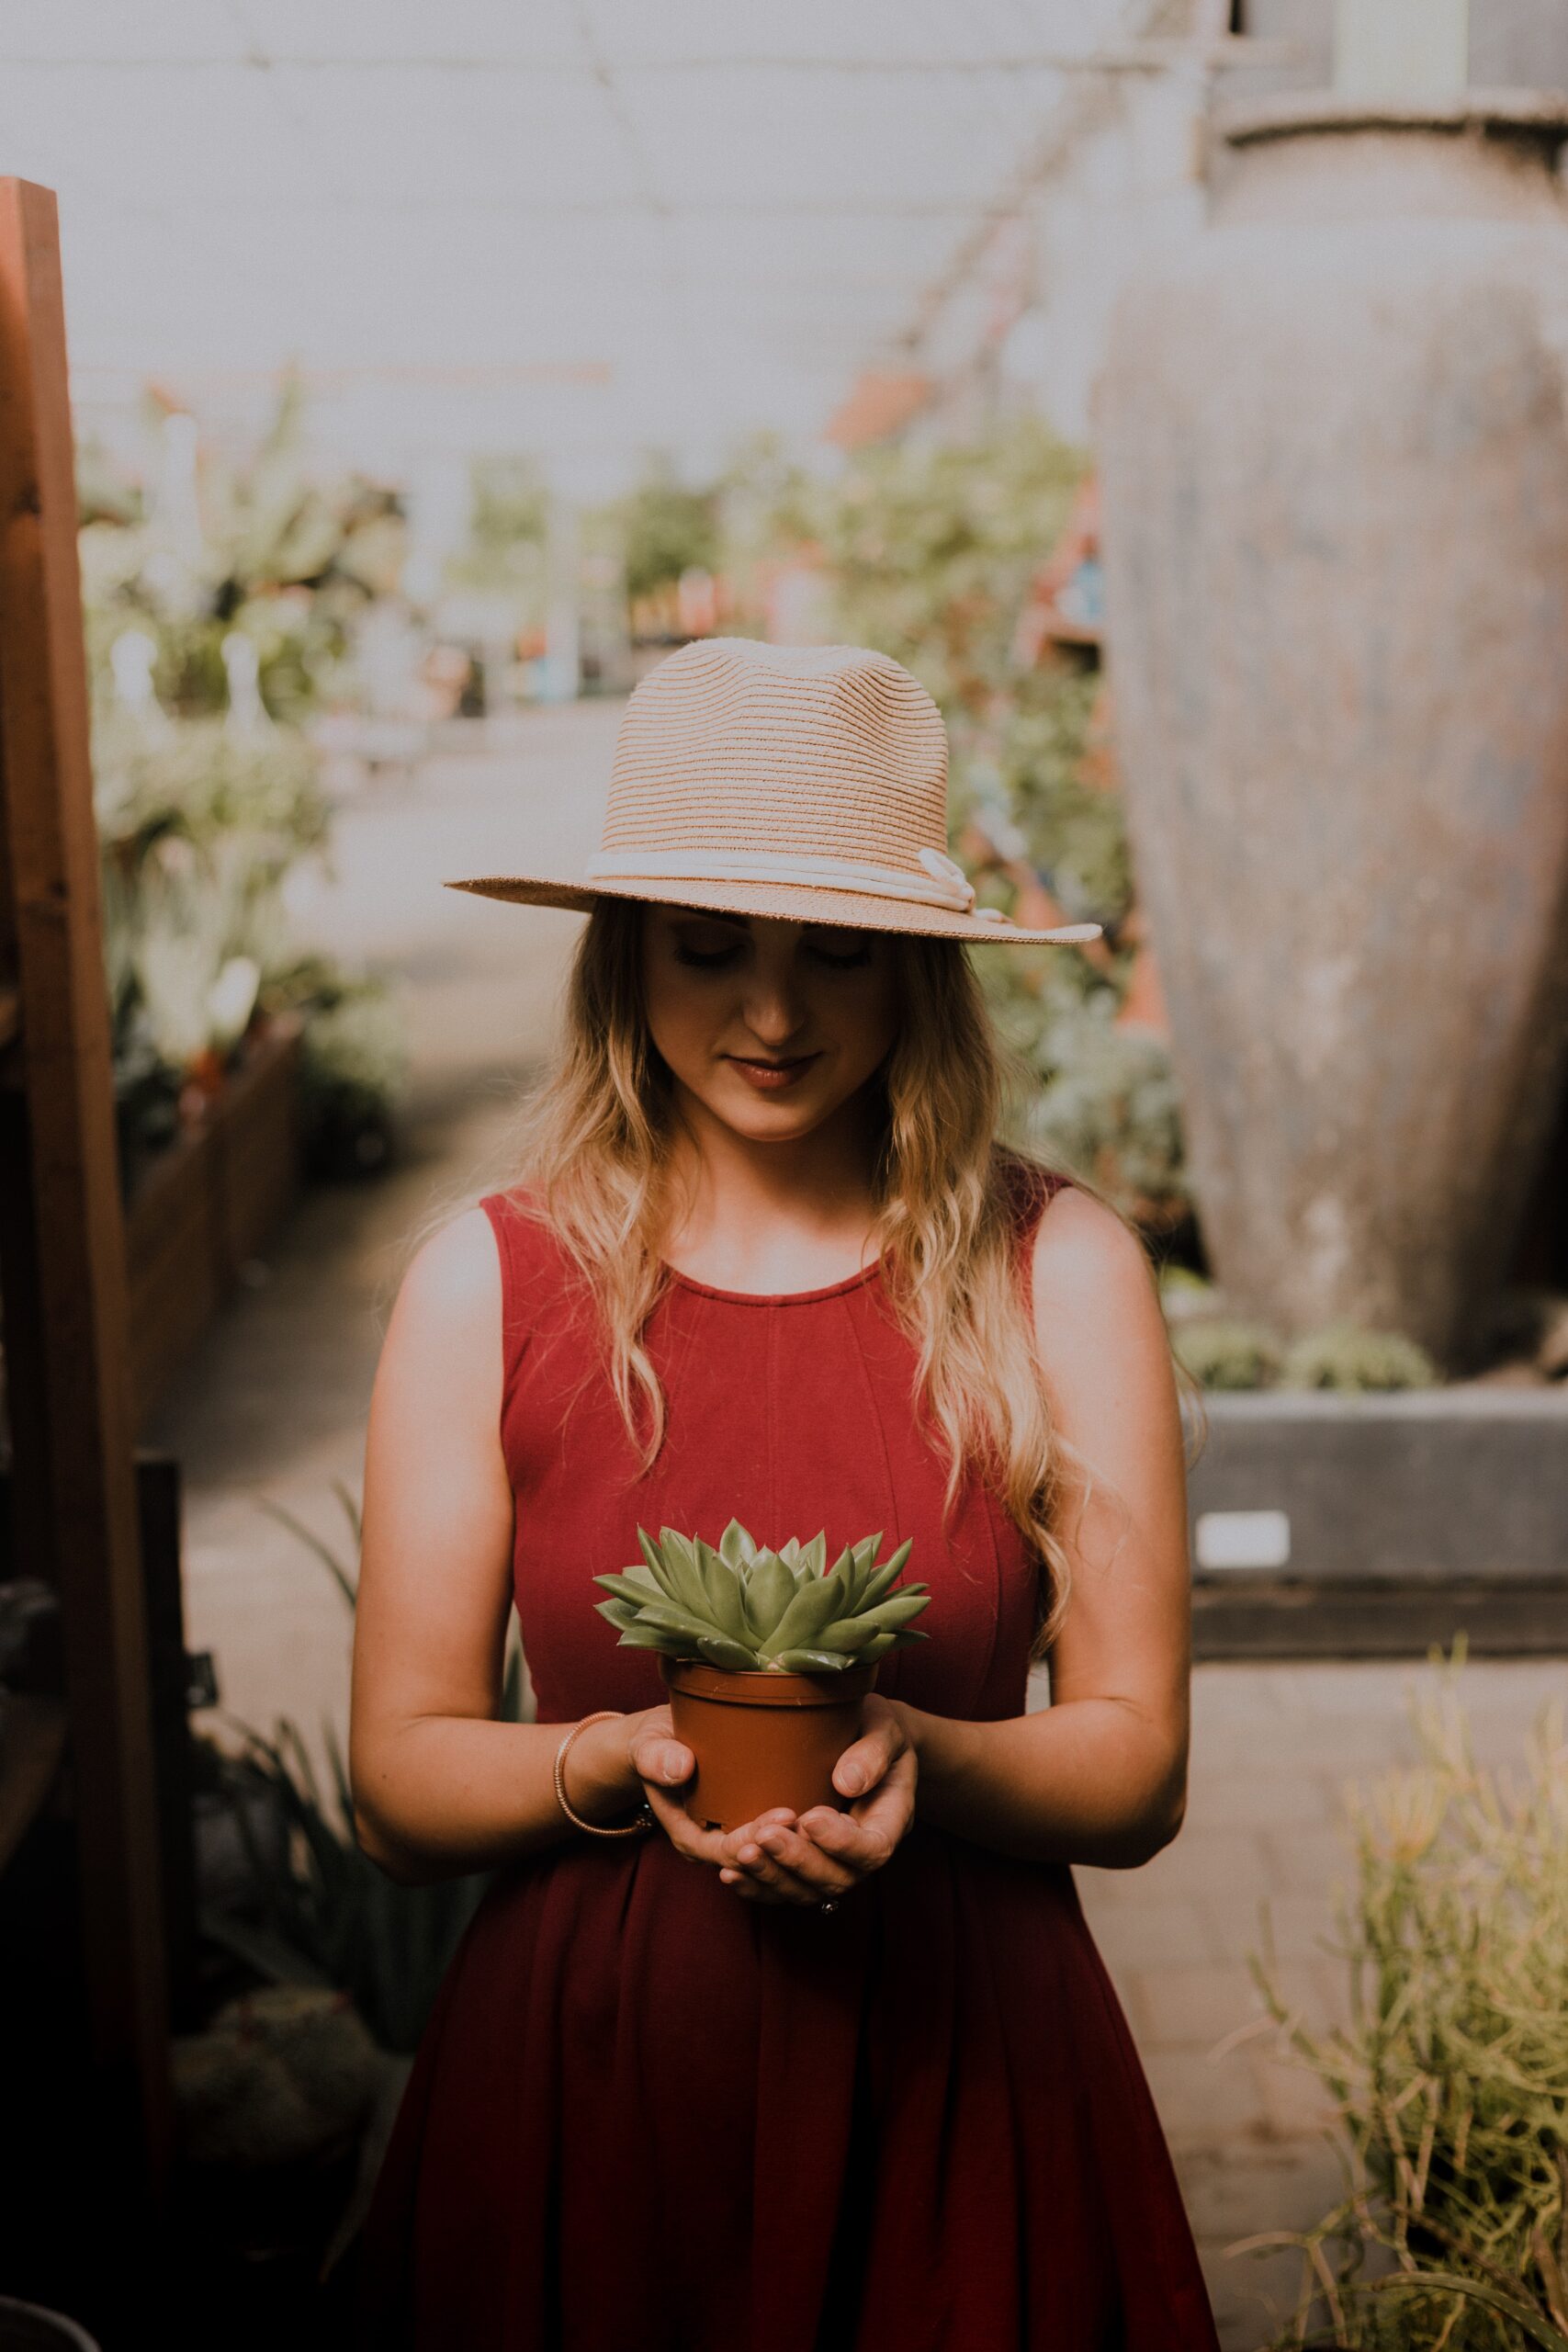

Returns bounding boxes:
[417,898,1200,1657]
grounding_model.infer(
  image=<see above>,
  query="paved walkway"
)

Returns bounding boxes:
[146,709,1565,2351]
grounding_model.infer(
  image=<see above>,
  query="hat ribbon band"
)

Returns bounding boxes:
[583,847,976,913]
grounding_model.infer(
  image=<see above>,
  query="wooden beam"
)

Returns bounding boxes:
[0,177,170,2183]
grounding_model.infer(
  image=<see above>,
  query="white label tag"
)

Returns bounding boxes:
[1194,1509,1292,1572]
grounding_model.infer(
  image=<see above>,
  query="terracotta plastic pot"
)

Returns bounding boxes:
[660,1656,877,1832]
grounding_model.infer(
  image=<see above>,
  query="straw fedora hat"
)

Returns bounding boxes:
[443,636,1103,947]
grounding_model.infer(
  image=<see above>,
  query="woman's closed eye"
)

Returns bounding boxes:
[673,940,745,969]
[670,926,874,973]
[806,937,872,971]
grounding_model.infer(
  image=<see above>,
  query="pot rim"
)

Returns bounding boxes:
[1214,86,1568,153]
[660,1655,878,1708]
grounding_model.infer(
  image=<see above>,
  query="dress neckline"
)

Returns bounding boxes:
[660,1258,884,1307]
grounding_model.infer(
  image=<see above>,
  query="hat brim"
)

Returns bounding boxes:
[441,871,1102,947]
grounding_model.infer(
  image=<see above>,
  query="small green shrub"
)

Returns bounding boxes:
[1158,1265,1217,1311]
[1280,1322,1439,1393]
[293,975,411,1176]
[1172,1317,1284,1391]
[204,1480,527,2054]
[1014,1006,1187,1228]
[1238,1645,1568,2348]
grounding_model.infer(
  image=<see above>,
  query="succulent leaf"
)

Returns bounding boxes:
[635,1600,718,1641]
[615,1622,690,1653]
[598,1523,926,1673]
[594,1598,642,1631]
[821,1546,858,1610]
[760,1565,849,1659]
[695,1634,759,1671]
[812,1615,879,1652]
[855,1553,917,1612]
[594,1571,666,1611]
[637,1526,682,1602]
[744,1548,797,1641]
[657,1528,714,1620]
[718,1519,756,1571]
[849,1590,932,1635]
[841,1537,878,1609]
[694,1538,752,1644]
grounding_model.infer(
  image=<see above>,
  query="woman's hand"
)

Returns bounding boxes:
[716,1694,918,1907]
[620,1704,795,1878]
[616,1695,916,1905]
[568,1704,811,1889]
[559,1702,693,1826]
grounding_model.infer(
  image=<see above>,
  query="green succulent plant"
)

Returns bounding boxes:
[593,1521,931,1674]
[1172,1316,1284,1392]
[1279,1319,1438,1393]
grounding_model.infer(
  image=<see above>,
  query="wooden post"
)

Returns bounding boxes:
[0,178,171,2185]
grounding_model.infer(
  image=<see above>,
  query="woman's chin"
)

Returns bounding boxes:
[702,1075,841,1143]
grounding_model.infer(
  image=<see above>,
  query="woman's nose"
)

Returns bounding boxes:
[742,962,807,1044]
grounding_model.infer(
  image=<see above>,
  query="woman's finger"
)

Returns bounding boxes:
[848,1743,918,1838]
[717,1866,791,1904]
[714,1806,796,1864]
[830,1704,907,1801]
[795,1804,897,1873]
[642,1780,728,1863]
[627,1726,696,1789]
[734,1819,857,1899]
[710,1810,800,1901]
[800,1743,917,1871]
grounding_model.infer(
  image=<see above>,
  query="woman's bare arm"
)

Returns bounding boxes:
[348,1208,692,1883]
[895,1184,1192,1867]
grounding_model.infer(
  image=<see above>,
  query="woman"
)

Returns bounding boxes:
[351,638,1220,2350]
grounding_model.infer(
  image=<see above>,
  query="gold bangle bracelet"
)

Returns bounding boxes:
[553,1710,656,1838]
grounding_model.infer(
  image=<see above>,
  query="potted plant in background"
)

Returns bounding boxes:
[594,1521,930,1831]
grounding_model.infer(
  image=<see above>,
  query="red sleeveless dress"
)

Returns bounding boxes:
[356,1166,1220,2352]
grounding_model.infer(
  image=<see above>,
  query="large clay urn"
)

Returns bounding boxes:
[1097,95,1568,1367]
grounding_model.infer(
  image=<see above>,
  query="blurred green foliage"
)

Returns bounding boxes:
[787,414,1088,714]
[204,1481,528,2057]
[1169,1309,1441,1393]
[1172,1317,1286,1393]
[444,454,551,614]
[79,374,405,724]
[82,383,410,1175]
[1280,1323,1439,1394]
[604,452,721,603]
[1247,1650,1568,2349]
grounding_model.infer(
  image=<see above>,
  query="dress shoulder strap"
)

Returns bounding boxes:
[478,1186,575,1398]
[992,1150,1075,1325]
[995,1149,1075,1251]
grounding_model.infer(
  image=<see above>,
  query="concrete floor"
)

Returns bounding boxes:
[145,708,1567,2352]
